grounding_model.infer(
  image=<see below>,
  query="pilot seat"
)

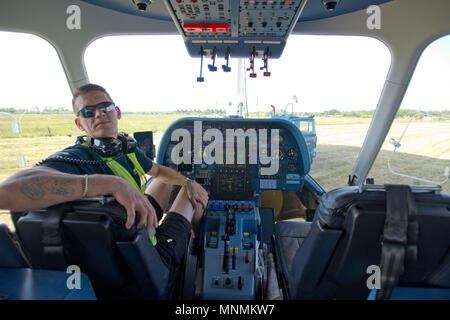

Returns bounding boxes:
[274,185,450,299]
[11,197,174,300]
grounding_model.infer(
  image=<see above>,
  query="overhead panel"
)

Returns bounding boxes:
[164,0,307,59]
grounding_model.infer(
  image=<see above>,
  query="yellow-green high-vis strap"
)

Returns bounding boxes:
[105,159,141,191]
[149,227,157,246]
[97,153,148,194]
[126,153,148,193]
[81,141,148,193]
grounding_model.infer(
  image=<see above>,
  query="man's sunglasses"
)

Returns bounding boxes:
[76,101,116,118]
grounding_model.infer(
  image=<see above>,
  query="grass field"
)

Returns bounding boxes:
[1,114,449,230]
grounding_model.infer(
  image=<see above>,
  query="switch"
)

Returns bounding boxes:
[247,48,257,78]
[208,47,217,72]
[223,235,230,273]
[232,248,236,270]
[222,48,231,72]
[243,233,252,249]
[238,276,243,290]
[208,232,218,248]
[261,48,271,77]
[197,48,205,82]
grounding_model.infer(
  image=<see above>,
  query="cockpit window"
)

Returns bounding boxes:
[0,31,72,110]
[368,35,450,193]
[0,31,73,230]
[84,35,391,114]
[84,34,391,192]
[0,30,74,165]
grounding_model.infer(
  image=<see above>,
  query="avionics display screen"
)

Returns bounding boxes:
[217,173,245,195]
[212,166,251,200]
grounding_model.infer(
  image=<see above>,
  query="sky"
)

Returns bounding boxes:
[0,31,449,113]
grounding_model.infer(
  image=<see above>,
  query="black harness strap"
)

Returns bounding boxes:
[405,188,419,271]
[376,184,419,300]
[41,204,67,269]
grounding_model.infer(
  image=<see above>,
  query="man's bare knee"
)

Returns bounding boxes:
[169,187,196,222]
[145,179,173,212]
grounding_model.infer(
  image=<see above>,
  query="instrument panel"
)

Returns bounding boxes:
[163,0,308,58]
[157,117,310,200]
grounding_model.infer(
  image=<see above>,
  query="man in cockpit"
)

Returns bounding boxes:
[0,83,208,283]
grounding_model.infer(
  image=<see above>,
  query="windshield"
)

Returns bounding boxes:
[292,120,315,135]
[84,34,391,114]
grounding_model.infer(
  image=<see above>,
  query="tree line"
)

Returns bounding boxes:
[0,107,448,119]
[0,107,227,115]
[272,108,449,119]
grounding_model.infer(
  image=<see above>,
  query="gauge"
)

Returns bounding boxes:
[286,148,298,160]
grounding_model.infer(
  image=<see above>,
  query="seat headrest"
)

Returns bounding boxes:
[315,186,449,229]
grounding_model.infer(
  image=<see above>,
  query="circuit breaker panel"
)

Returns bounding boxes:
[164,0,307,59]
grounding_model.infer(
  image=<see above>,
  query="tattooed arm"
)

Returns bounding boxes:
[0,167,91,211]
[0,167,109,211]
[0,167,158,230]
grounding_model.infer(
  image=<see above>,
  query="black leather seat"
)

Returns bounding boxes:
[12,198,172,300]
[274,220,311,292]
[0,224,28,268]
[276,186,450,299]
